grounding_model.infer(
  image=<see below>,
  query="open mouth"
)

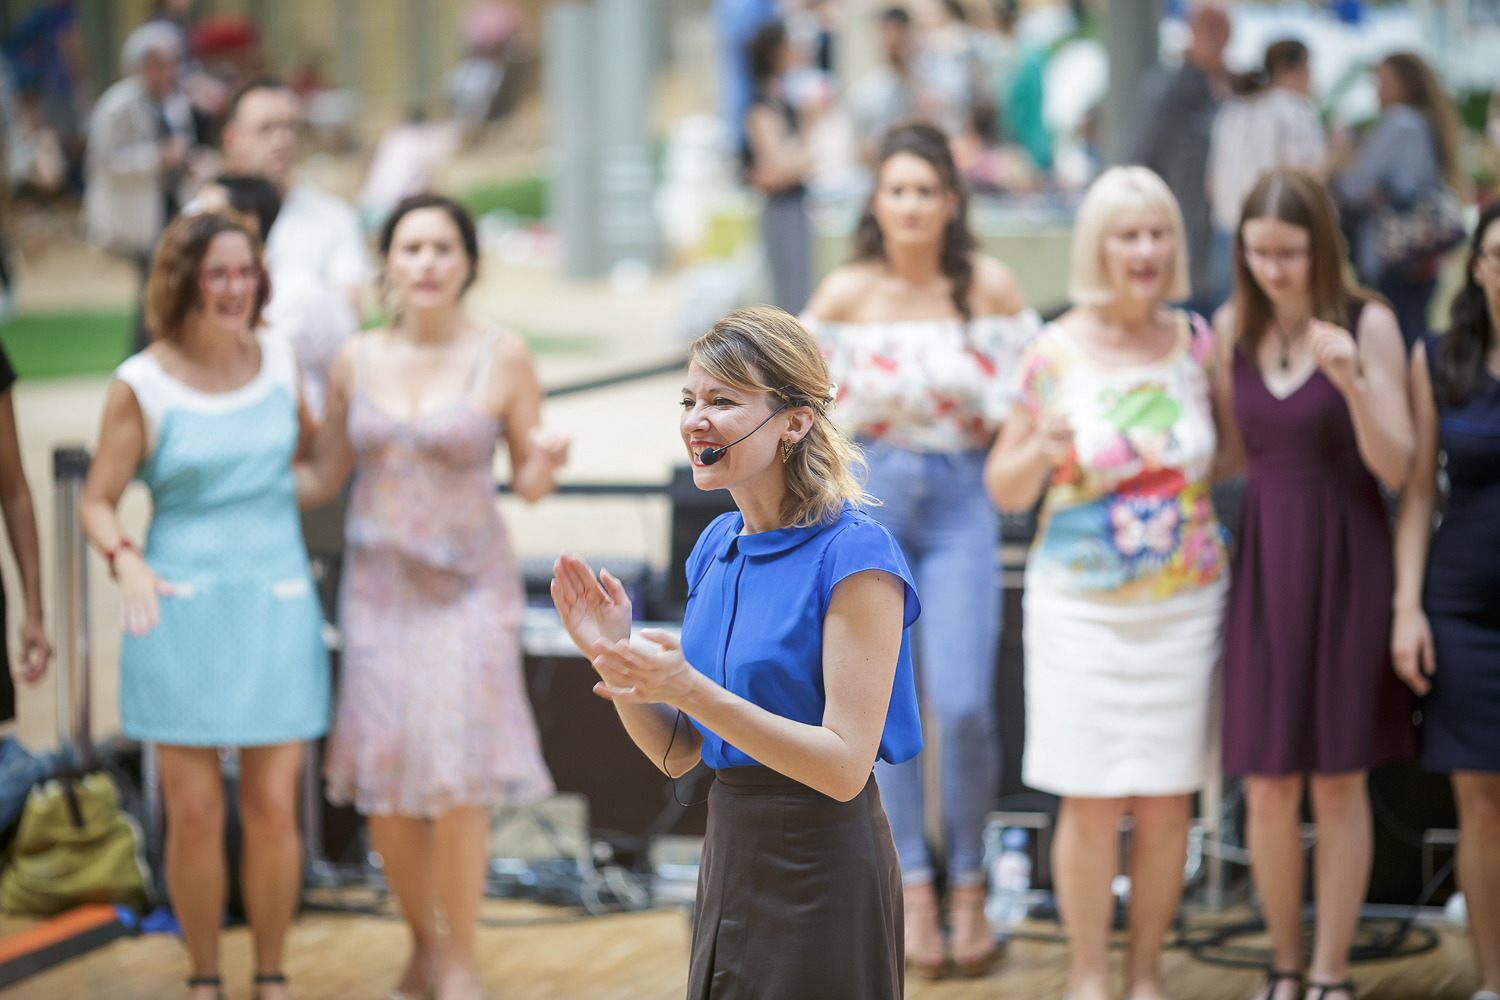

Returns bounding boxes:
[689,440,720,467]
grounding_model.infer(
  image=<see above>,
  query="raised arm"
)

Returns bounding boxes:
[1310,303,1414,488]
[493,333,568,503]
[0,388,48,682]
[1391,340,1440,695]
[293,337,357,508]
[588,569,907,801]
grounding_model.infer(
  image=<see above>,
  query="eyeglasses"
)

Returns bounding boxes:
[199,266,261,290]
[1244,247,1310,267]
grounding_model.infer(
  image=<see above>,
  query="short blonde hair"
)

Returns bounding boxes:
[689,307,870,528]
[1068,166,1191,306]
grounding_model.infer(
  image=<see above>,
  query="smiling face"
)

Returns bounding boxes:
[1100,206,1176,305]
[194,232,261,336]
[872,151,957,252]
[1242,216,1313,306]
[681,362,807,492]
[384,207,474,312]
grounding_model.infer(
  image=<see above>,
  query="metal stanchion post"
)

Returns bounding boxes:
[52,447,93,770]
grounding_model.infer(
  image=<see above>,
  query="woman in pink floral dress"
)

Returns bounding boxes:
[298,194,565,1000]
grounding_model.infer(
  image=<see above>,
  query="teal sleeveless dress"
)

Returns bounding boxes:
[115,334,330,746]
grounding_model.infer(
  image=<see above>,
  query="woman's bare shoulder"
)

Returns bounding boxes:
[805,262,884,322]
[969,255,1028,316]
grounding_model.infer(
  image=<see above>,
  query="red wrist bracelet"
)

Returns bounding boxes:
[105,539,135,580]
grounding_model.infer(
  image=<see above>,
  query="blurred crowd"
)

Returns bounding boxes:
[717,0,1500,323]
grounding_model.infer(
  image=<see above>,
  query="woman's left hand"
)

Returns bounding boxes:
[528,427,570,472]
[589,628,700,706]
[1310,320,1360,394]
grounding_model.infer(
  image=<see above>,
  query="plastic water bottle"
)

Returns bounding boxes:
[986,828,1032,928]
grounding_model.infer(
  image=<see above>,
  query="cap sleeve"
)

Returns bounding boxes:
[818,516,920,629]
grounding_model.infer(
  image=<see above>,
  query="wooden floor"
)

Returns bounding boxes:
[0,900,1481,1000]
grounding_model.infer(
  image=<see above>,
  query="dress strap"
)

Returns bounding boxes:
[468,328,500,402]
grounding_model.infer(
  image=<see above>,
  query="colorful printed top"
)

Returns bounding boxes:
[807,309,1042,452]
[1013,311,1227,602]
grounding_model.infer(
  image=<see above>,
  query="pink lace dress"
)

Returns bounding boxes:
[324,332,554,817]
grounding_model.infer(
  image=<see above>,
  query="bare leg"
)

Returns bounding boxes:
[433,806,491,1000]
[1454,772,1500,996]
[369,815,443,998]
[158,746,227,1000]
[1306,772,1372,998]
[1124,794,1190,1000]
[1245,775,1307,1000]
[1055,796,1129,1000]
[238,743,306,1000]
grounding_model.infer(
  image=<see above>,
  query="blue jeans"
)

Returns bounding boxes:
[862,442,1001,888]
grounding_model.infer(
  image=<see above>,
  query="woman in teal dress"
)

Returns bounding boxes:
[80,211,329,1000]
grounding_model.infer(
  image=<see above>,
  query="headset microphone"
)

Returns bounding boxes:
[697,401,789,466]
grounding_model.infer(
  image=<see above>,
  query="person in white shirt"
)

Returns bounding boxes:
[1207,40,1327,304]
[219,77,371,315]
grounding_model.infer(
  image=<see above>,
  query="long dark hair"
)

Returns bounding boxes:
[852,121,978,320]
[1379,52,1462,190]
[1232,169,1373,357]
[1435,201,1500,406]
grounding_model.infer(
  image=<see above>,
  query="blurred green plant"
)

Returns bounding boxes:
[456,175,547,220]
[0,312,132,379]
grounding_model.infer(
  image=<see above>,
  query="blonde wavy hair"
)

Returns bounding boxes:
[689,307,870,528]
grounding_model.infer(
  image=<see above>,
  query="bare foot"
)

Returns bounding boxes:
[436,960,484,1000]
[903,882,945,977]
[1126,979,1171,1000]
[392,940,444,999]
[948,885,998,975]
[1064,977,1112,1000]
[254,981,291,1000]
[188,985,221,1000]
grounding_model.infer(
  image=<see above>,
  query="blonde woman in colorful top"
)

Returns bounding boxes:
[803,121,1040,979]
[986,166,1237,1000]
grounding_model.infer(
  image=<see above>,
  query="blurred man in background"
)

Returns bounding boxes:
[1127,3,1232,316]
[851,8,922,162]
[84,21,201,350]
[220,77,369,313]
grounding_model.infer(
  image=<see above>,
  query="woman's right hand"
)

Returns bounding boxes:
[115,551,177,637]
[1391,604,1436,696]
[551,552,633,657]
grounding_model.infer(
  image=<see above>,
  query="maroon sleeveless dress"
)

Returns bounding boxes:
[1222,300,1415,775]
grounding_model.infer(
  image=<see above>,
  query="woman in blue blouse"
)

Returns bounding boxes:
[553,306,922,998]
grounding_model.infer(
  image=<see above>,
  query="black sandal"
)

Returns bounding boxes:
[254,972,288,998]
[1260,969,1303,999]
[187,975,224,1000]
[1309,981,1355,1000]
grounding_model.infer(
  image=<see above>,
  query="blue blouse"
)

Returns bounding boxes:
[680,503,923,770]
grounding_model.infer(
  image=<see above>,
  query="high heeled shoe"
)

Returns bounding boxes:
[903,883,947,979]
[948,885,1000,978]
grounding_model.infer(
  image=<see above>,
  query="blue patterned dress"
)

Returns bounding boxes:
[114,334,329,746]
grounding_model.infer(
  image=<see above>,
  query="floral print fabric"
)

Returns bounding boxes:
[1013,311,1227,602]
[809,309,1042,452]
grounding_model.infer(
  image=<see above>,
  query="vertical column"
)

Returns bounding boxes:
[1104,0,1161,166]
[546,2,601,278]
[595,0,661,269]
[410,0,434,115]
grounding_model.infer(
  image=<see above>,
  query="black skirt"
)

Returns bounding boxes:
[688,766,903,1000]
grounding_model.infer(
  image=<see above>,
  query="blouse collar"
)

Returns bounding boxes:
[714,506,849,560]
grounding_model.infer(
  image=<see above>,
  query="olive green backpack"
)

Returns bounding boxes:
[1,771,152,915]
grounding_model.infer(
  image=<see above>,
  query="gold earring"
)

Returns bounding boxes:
[781,439,794,463]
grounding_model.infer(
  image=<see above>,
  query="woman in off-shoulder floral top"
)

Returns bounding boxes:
[802,122,1040,980]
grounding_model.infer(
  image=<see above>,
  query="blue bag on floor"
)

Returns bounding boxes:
[0,736,51,830]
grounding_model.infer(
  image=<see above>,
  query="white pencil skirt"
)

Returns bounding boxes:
[1021,577,1228,799]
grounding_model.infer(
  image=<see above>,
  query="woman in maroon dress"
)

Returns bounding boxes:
[1213,169,1415,1000]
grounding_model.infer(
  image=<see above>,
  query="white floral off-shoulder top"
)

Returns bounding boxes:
[804,309,1043,452]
